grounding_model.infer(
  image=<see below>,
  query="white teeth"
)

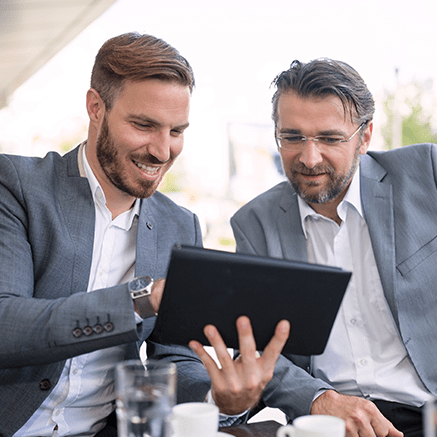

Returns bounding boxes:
[135,161,159,175]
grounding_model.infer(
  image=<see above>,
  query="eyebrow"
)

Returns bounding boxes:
[278,128,302,135]
[175,122,190,131]
[278,128,346,136]
[129,115,190,131]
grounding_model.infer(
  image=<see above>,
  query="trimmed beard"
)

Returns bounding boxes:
[96,114,161,199]
[285,145,361,204]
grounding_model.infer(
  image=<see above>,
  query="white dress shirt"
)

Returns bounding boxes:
[15,146,141,436]
[298,167,431,407]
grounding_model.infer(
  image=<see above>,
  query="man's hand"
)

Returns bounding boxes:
[189,315,290,416]
[149,278,165,314]
[311,391,403,437]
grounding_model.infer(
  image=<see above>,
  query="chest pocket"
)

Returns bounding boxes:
[397,235,437,276]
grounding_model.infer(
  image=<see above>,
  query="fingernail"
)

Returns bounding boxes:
[280,320,290,333]
[204,325,215,339]
[239,318,249,329]
[189,341,199,351]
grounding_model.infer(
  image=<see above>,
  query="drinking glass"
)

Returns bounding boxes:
[115,360,177,437]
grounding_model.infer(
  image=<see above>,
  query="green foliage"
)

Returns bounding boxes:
[159,170,188,193]
[218,236,236,246]
[60,139,80,153]
[383,82,437,149]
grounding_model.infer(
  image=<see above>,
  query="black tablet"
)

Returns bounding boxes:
[153,245,351,355]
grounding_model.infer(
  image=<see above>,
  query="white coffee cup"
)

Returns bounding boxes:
[172,402,219,437]
[277,415,345,437]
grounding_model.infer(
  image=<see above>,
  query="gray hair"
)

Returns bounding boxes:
[271,58,374,125]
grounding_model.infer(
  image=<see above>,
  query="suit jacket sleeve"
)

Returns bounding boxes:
[147,340,211,404]
[0,152,141,369]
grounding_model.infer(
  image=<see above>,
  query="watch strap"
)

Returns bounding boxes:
[129,276,156,319]
[134,294,157,319]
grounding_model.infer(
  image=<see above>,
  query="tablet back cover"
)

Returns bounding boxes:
[153,245,350,355]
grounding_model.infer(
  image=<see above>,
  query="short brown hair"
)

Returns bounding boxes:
[271,59,374,125]
[91,32,195,110]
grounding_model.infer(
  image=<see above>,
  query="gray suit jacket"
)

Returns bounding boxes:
[229,143,437,419]
[0,145,202,436]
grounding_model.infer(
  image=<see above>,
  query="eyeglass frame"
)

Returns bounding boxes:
[275,121,368,151]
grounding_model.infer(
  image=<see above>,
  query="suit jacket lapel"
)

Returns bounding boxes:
[134,197,159,352]
[360,155,398,323]
[135,198,158,278]
[278,184,308,262]
[59,145,95,295]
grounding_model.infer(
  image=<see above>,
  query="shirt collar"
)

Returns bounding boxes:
[298,165,363,238]
[82,143,103,204]
[82,144,140,229]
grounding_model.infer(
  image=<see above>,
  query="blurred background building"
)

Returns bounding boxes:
[1,0,437,252]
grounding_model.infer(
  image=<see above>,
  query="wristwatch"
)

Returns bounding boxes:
[128,275,156,318]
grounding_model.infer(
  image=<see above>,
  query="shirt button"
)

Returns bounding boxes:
[360,359,367,366]
[350,318,357,325]
[73,368,79,375]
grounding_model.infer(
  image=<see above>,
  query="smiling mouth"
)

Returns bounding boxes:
[133,160,160,175]
[301,172,326,177]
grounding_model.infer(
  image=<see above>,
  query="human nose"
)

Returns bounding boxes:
[147,131,173,163]
[298,138,323,168]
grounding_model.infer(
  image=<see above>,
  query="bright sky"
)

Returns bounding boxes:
[1,0,437,194]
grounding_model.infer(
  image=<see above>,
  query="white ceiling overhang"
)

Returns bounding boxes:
[0,0,118,109]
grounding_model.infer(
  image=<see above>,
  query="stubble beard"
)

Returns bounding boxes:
[285,146,361,204]
[96,115,163,199]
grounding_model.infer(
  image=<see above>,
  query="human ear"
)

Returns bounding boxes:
[359,121,373,154]
[86,88,105,123]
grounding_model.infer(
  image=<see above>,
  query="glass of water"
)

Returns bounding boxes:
[115,360,177,437]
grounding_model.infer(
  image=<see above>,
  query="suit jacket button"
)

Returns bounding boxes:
[72,327,82,338]
[146,221,153,230]
[39,379,52,390]
[83,326,93,336]
[93,324,103,334]
[104,322,114,332]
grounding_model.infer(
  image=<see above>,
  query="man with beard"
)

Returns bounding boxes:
[0,32,289,436]
[228,59,437,437]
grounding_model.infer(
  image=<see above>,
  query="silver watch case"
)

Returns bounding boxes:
[129,275,153,299]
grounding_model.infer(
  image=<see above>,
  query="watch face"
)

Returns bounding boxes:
[130,276,153,292]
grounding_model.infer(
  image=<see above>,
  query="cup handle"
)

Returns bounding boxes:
[277,424,295,437]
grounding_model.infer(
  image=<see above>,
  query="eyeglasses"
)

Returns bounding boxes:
[275,122,367,151]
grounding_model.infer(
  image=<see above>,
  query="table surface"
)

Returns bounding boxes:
[219,420,282,437]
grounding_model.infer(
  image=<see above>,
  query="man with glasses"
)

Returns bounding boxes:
[229,59,437,437]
